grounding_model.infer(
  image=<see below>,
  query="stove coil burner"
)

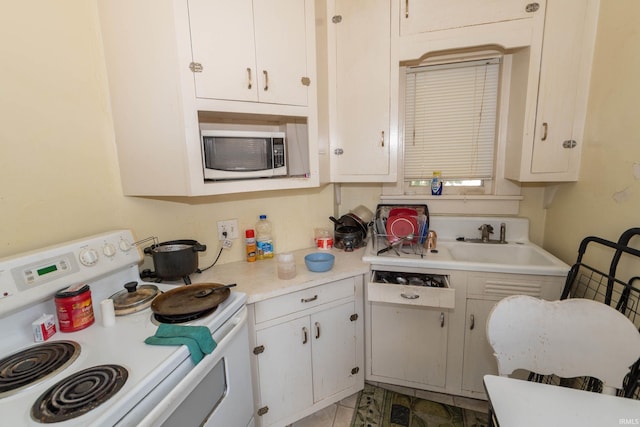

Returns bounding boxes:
[0,341,80,397]
[153,307,217,324]
[31,364,128,423]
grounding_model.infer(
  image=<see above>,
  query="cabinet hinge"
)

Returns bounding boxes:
[525,3,540,13]
[563,140,577,149]
[189,62,203,73]
[257,406,269,416]
[332,15,342,24]
[350,313,359,322]
[253,345,265,355]
[351,366,360,375]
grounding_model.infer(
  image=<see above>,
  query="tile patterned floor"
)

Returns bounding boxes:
[290,382,489,427]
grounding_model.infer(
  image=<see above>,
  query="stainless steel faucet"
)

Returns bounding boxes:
[500,222,506,243]
[479,224,494,242]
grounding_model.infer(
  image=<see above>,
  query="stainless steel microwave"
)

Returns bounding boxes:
[201,130,287,180]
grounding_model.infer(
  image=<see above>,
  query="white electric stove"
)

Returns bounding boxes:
[0,230,254,427]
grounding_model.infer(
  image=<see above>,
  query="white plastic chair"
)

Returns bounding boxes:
[486,295,640,395]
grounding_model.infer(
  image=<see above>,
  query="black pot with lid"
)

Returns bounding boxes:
[141,239,207,284]
[109,281,160,316]
[330,215,367,252]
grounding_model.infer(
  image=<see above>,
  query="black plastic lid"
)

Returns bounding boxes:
[55,284,90,298]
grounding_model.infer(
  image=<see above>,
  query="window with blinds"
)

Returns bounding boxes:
[403,58,500,189]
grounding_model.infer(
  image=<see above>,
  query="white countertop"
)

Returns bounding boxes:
[186,247,370,304]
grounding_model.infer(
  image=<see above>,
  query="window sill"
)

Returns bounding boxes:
[379,194,523,215]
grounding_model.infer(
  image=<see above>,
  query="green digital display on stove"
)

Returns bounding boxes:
[37,264,58,276]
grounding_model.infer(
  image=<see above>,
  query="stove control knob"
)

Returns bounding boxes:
[118,238,132,252]
[79,248,99,266]
[103,243,117,258]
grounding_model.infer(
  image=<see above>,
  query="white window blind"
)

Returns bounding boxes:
[404,58,500,181]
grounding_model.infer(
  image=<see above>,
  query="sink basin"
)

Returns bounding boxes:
[449,243,559,266]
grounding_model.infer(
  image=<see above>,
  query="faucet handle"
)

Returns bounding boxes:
[478,224,494,233]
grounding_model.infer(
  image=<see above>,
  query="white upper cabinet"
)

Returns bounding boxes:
[321,0,397,182]
[505,0,599,182]
[97,0,319,196]
[400,0,539,36]
[188,0,309,106]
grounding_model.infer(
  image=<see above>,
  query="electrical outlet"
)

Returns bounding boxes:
[217,219,239,241]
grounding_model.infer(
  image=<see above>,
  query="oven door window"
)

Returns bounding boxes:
[161,358,226,427]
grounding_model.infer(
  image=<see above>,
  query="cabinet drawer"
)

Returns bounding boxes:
[254,277,355,323]
[367,282,455,309]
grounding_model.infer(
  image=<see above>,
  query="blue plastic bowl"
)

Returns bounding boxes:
[304,252,335,272]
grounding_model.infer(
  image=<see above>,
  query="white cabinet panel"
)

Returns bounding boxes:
[461,299,498,394]
[333,0,390,178]
[529,0,595,176]
[254,0,308,106]
[311,301,358,401]
[505,0,598,181]
[188,0,309,106]
[400,0,537,35]
[370,303,448,388]
[324,0,396,182]
[188,0,257,102]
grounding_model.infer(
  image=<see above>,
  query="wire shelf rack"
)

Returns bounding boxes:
[527,228,640,399]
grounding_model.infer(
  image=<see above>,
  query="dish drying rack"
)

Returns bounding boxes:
[530,228,640,399]
[372,204,429,256]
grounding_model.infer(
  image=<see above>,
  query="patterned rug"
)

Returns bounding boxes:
[350,383,489,427]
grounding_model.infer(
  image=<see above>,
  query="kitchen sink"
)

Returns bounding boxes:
[448,242,559,266]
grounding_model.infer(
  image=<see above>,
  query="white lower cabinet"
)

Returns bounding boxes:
[461,298,500,395]
[248,276,364,427]
[370,303,449,388]
[461,272,566,396]
[365,269,567,399]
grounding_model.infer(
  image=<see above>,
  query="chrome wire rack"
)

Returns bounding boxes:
[529,228,640,399]
[372,204,429,256]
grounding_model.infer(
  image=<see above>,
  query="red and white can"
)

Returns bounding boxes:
[55,284,95,332]
[317,237,333,250]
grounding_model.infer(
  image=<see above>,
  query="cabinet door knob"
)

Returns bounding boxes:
[380,130,385,147]
[563,140,577,149]
[405,0,409,18]
[302,326,308,344]
[334,148,344,155]
[263,70,269,91]
[315,322,321,339]
[440,312,445,328]
[247,68,253,90]
[469,314,475,330]
[189,62,203,73]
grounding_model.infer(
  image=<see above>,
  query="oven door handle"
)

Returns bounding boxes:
[135,307,248,427]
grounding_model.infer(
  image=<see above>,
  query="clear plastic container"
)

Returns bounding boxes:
[256,214,274,259]
[277,253,296,279]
